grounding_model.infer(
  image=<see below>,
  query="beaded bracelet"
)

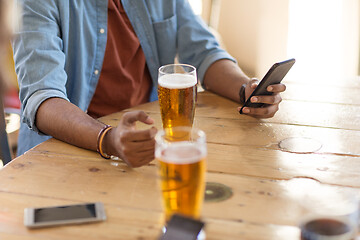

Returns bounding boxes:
[96,125,113,159]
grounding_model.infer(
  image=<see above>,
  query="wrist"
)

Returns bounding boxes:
[102,127,115,157]
[239,83,247,105]
[97,125,113,159]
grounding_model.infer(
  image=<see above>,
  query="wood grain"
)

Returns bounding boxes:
[0,85,359,239]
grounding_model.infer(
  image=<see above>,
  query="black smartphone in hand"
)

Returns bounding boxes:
[239,58,295,114]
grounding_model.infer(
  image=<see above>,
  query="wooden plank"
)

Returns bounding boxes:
[0,191,300,240]
[0,191,162,240]
[194,117,360,156]
[114,112,360,156]
[206,143,360,187]
[205,218,299,240]
[0,234,41,240]
[270,100,360,130]
[0,155,358,228]
[2,89,358,239]
[0,154,163,212]
[194,92,360,130]
[282,82,360,105]
[118,91,360,131]
[29,137,360,188]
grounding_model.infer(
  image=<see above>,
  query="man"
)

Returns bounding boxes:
[13,0,285,167]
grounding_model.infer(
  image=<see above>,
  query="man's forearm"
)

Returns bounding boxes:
[36,98,105,151]
[203,59,250,103]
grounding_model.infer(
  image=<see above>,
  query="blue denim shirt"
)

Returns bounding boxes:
[13,0,235,155]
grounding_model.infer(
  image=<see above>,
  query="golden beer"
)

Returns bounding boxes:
[155,127,207,222]
[157,143,206,222]
[158,73,197,129]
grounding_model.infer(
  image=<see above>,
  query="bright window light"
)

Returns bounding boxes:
[189,0,202,15]
[287,0,359,83]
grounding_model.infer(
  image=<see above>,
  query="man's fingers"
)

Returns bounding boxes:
[120,127,157,142]
[267,83,286,93]
[121,110,154,127]
[250,78,259,89]
[241,104,279,118]
[250,94,282,105]
[126,150,155,168]
[121,139,156,154]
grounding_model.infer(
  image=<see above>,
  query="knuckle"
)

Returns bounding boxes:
[137,142,145,150]
[119,131,130,141]
[122,146,131,155]
[264,108,270,115]
[136,110,146,119]
[126,157,136,166]
[269,96,276,103]
[147,130,155,139]
[121,112,131,121]
[142,131,150,139]
[119,137,126,145]
[251,78,259,83]
[123,111,131,117]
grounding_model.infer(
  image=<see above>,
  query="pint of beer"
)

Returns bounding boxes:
[158,64,197,129]
[155,127,207,222]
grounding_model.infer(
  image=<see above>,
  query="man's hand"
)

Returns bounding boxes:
[103,111,158,168]
[238,78,286,118]
[203,60,287,119]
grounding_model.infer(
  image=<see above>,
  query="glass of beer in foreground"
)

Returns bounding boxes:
[158,64,197,129]
[155,127,207,223]
[298,187,359,240]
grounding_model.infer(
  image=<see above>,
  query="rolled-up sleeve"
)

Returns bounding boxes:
[175,0,236,85]
[12,0,69,133]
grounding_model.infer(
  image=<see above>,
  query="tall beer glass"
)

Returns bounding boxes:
[158,64,197,129]
[155,127,207,222]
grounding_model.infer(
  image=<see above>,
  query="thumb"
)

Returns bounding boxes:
[250,78,259,89]
[121,111,154,127]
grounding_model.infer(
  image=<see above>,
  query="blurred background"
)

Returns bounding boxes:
[191,0,360,83]
[1,0,21,163]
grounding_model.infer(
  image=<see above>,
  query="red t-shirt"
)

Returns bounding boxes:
[87,0,152,118]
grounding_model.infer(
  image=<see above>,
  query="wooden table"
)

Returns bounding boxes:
[0,76,360,239]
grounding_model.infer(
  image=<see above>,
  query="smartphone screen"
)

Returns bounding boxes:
[34,204,97,223]
[239,58,295,113]
[24,202,106,228]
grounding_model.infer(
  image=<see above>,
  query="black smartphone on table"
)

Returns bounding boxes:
[239,58,295,114]
[159,214,205,240]
[24,202,106,228]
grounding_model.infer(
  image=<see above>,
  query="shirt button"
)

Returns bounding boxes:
[100,28,105,34]
[94,69,99,75]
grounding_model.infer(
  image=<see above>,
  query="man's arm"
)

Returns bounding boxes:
[203,59,250,102]
[36,98,157,168]
[203,59,286,118]
[172,1,285,118]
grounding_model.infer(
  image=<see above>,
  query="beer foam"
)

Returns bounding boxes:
[157,143,206,164]
[158,74,197,89]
